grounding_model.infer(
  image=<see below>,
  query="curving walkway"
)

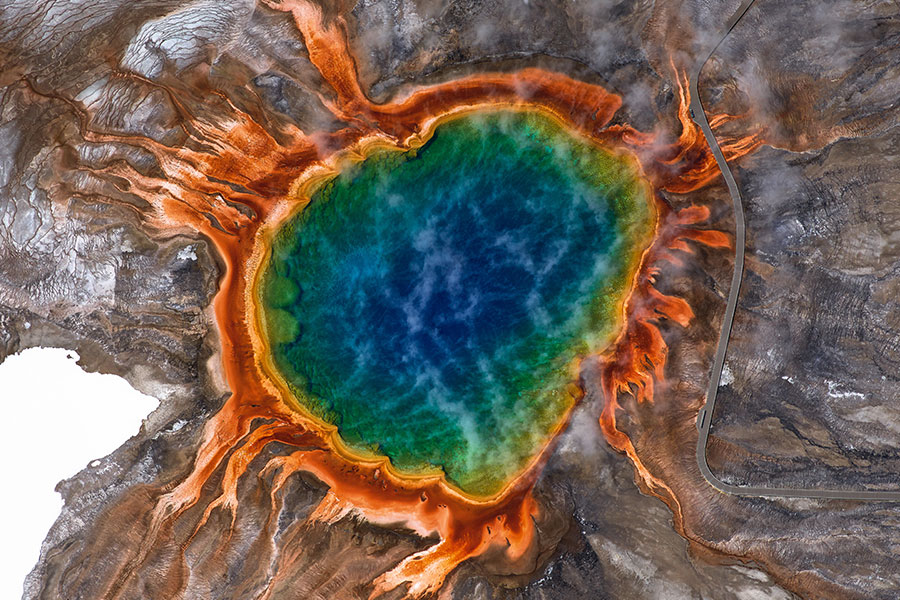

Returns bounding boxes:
[690,0,900,501]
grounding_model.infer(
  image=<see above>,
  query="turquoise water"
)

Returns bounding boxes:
[262,110,653,496]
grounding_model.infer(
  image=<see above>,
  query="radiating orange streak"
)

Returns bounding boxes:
[589,202,730,539]
[596,63,761,196]
[595,186,736,523]
[82,3,763,598]
[96,71,609,600]
[264,0,623,143]
[253,445,540,599]
[597,205,718,441]
[591,60,758,509]
[588,60,757,512]
[663,64,761,193]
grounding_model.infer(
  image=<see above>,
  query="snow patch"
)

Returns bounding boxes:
[825,379,865,400]
[176,245,197,261]
[719,362,735,386]
[0,348,158,600]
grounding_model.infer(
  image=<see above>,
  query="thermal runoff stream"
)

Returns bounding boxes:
[260,110,655,497]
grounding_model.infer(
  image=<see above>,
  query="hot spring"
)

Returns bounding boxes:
[259,109,655,497]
